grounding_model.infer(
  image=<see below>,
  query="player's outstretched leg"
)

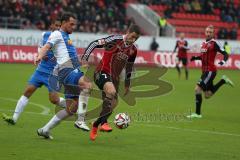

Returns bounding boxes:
[49,92,67,108]
[90,82,116,141]
[2,113,15,125]
[222,75,234,87]
[75,89,90,131]
[2,85,36,125]
[211,75,234,94]
[37,99,77,139]
[75,76,92,131]
[90,96,113,141]
[187,85,203,119]
[176,64,181,79]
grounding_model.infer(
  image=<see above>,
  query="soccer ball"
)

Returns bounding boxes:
[114,113,130,129]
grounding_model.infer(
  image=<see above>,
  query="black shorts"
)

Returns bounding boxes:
[178,57,188,66]
[197,71,217,91]
[94,71,112,90]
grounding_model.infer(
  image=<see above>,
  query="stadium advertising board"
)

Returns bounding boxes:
[1,29,240,54]
[0,45,240,70]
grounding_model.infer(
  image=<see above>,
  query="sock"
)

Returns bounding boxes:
[101,112,112,125]
[77,89,89,121]
[211,79,225,94]
[57,97,66,108]
[176,65,181,77]
[195,94,202,115]
[12,95,29,122]
[185,68,189,80]
[93,97,112,128]
[42,109,69,132]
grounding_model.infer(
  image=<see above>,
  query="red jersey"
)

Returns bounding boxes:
[174,39,188,58]
[200,39,225,72]
[82,35,137,80]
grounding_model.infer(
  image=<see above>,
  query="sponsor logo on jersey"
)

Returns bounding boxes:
[68,39,73,45]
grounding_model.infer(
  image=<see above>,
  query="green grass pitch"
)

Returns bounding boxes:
[0,63,239,160]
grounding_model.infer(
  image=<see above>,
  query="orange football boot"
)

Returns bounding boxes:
[90,125,98,141]
[99,123,112,132]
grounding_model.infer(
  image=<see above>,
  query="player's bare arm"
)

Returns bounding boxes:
[35,43,51,65]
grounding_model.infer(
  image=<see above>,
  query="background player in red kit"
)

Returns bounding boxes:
[81,24,140,140]
[173,33,189,79]
[187,25,234,118]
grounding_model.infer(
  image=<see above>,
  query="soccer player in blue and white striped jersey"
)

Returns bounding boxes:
[2,18,67,125]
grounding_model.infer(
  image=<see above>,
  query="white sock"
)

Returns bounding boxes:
[57,97,66,108]
[77,89,89,122]
[13,95,29,122]
[42,109,69,132]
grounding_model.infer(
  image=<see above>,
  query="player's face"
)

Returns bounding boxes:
[205,27,214,40]
[64,17,77,34]
[51,21,61,31]
[125,32,139,45]
[180,33,184,39]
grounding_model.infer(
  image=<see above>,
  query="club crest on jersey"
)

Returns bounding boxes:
[68,39,73,45]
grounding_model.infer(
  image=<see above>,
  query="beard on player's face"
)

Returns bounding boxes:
[125,32,139,45]
[61,18,76,34]
[51,21,61,31]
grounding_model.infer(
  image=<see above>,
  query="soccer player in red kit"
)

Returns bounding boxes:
[187,25,234,118]
[81,24,140,140]
[173,33,189,79]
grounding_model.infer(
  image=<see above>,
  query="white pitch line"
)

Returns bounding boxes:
[1,97,239,138]
[0,97,50,115]
[137,123,240,137]
[0,109,51,116]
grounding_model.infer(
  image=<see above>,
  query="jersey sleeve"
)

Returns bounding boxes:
[38,32,46,52]
[125,48,137,87]
[82,35,123,61]
[215,41,225,52]
[182,40,189,50]
[215,41,228,61]
[47,31,62,48]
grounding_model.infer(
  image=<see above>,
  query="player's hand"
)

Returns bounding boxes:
[218,60,226,66]
[34,56,42,65]
[124,87,130,96]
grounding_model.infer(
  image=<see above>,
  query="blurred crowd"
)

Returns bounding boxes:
[138,0,239,39]
[0,0,132,34]
[138,0,240,24]
[0,0,239,39]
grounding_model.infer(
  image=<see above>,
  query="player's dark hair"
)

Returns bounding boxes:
[60,12,76,23]
[128,24,141,35]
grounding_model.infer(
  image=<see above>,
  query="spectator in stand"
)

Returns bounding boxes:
[217,28,228,39]
[224,41,231,54]
[0,0,128,34]
[229,28,237,40]
[191,0,201,13]
[150,37,159,51]
[158,15,167,36]
[1,0,240,38]
[183,0,192,13]
[202,1,214,14]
